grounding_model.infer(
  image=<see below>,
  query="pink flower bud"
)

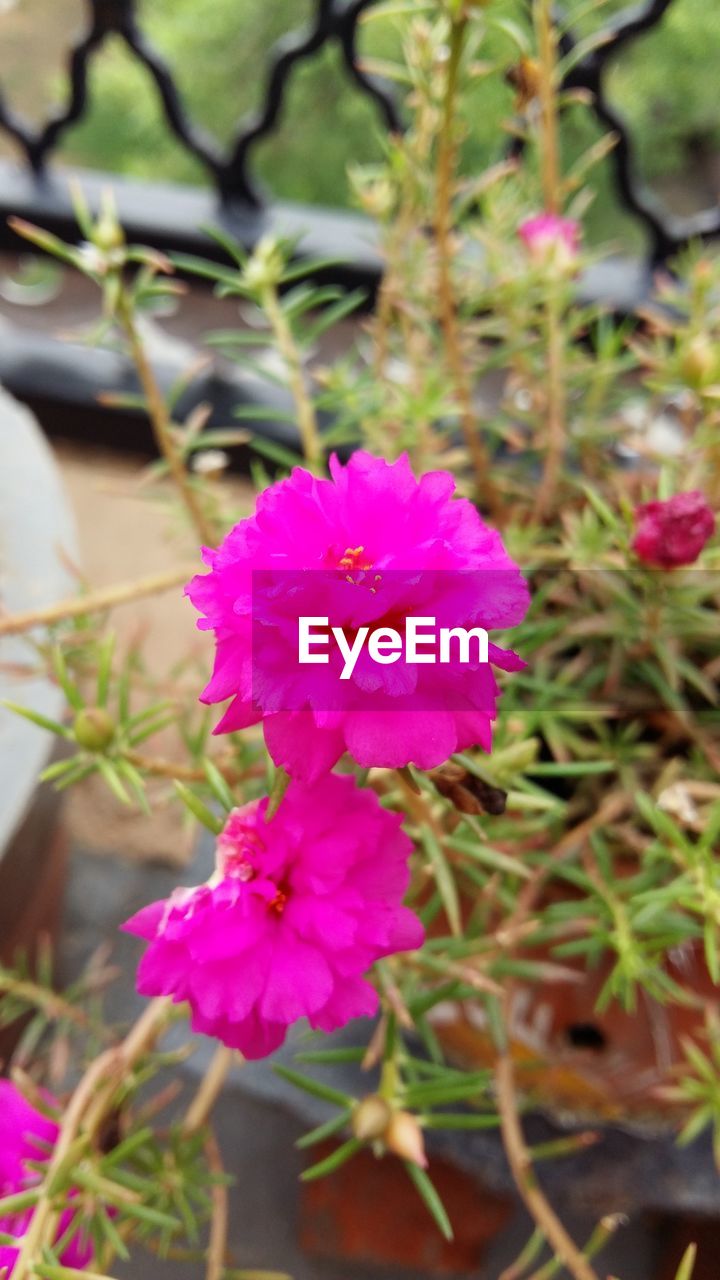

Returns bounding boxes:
[632,491,715,568]
[519,213,580,267]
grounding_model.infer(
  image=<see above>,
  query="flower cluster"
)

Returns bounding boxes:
[125,452,720,1060]
[127,451,529,1058]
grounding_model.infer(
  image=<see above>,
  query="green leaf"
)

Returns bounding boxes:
[419,828,461,937]
[199,223,249,267]
[296,1110,351,1150]
[96,758,132,806]
[96,633,115,707]
[673,1244,698,1280]
[272,1065,352,1108]
[248,436,303,469]
[295,1046,366,1065]
[170,253,241,289]
[203,759,236,813]
[173,782,223,834]
[224,1272,292,1279]
[526,761,615,777]
[422,1112,500,1130]
[404,1162,453,1241]
[300,1137,362,1182]
[1,701,72,739]
[52,646,84,710]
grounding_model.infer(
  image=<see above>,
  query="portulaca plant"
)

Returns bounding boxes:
[1,2,718,1279]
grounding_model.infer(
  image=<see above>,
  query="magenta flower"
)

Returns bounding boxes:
[0,1081,94,1274]
[187,451,529,782]
[632,491,715,568]
[123,774,423,1060]
[519,213,580,265]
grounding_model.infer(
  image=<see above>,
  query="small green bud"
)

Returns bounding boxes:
[681,334,717,390]
[351,1094,393,1142]
[243,236,285,294]
[92,189,125,253]
[73,707,116,751]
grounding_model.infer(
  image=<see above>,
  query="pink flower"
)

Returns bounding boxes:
[186,451,529,782]
[123,774,423,1060]
[519,213,580,265]
[0,1081,94,1274]
[632,491,715,568]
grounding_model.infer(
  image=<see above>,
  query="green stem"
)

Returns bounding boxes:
[533,285,566,520]
[435,15,500,517]
[116,293,216,545]
[534,0,561,213]
[261,283,323,471]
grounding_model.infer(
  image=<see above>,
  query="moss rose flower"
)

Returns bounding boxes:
[123,774,423,1060]
[632,491,715,568]
[519,213,580,265]
[0,1081,95,1274]
[187,451,529,782]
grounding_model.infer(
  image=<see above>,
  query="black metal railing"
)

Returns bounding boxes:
[0,0,717,454]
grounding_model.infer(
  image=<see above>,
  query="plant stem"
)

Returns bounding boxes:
[534,0,561,214]
[11,998,172,1280]
[183,1046,236,1136]
[204,1131,229,1280]
[125,750,261,786]
[532,0,566,520]
[494,1021,600,1280]
[434,16,499,516]
[533,286,566,521]
[261,284,323,470]
[116,294,216,545]
[0,564,197,637]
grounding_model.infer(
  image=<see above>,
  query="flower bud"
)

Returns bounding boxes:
[73,707,116,751]
[92,190,125,253]
[632,490,715,569]
[243,237,285,294]
[519,213,580,270]
[384,1110,428,1168]
[680,334,717,390]
[351,1094,393,1142]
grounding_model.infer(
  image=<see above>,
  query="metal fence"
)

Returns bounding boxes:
[0,0,717,453]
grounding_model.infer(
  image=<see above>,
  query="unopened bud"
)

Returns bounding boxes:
[92,190,125,253]
[73,707,116,751]
[243,236,285,294]
[681,334,717,390]
[385,1110,428,1168]
[356,178,395,220]
[351,1094,393,1142]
